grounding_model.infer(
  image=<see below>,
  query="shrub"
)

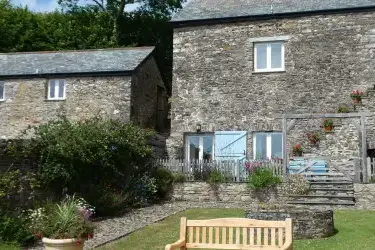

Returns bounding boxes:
[0,212,34,245]
[132,175,157,207]
[9,117,154,207]
[282,174,310,195]
[154,168,174,200]
[207,169,229,185]
[78,184,129,217]
[173,173,186,183]
[29,195,95,240]
[247,168,282,189]
[0,170,40,211]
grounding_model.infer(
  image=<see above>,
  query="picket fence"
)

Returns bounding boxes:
[155,159,283,182]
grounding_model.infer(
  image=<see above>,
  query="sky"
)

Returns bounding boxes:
[10,0,140,12]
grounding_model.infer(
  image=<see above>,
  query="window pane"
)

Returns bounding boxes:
[255,133,267,159]
[271,133,283,159]
[49,81,55,98]
[203,136,213,161]
[256,44,267,69]
[188,136,200,160]
[0,82,4,100]
[58,80,65,98]
[271,43,282,69]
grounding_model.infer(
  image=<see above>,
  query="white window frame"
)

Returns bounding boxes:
[47,79,66,100]
[253,132,283,160]
[185,133,215,161]
[254,42,285,72]
[0,81,4,101]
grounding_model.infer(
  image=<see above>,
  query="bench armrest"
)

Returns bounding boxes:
[165,239,186,250]
[283,241,293,250]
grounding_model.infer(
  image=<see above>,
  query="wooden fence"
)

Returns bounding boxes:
[155,159,283,182]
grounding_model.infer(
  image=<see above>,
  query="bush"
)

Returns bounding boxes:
[207,169,229,185]
[173,173,186,183]
[0,212,34,245]
[247,168,282,189]
[78,184,130,217]
[154,168,174,199]
[9,117,154,209]
[132,175,158,206]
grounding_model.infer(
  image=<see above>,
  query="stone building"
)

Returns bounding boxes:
[167,0,375,178]
[0,47,169,139]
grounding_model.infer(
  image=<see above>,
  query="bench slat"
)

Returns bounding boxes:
[202,227,206,244]
[222,227,227,244]
[185,243,284,249]
[257,228,261,245]
[264,228,269,246]
[209,227,213,244]
[189,227,193,243]
[242,227,247,245]
[250,228,254,246]
[195,227,200,243]
[271,228,276,246]
[229,227,233,244]
[236,228,240,244]
[278,228,283,247]
[215,227,220,244]
[187,218,288,228]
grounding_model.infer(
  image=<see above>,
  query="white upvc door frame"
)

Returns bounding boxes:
[253,132,283,160]
[185,133,215,161]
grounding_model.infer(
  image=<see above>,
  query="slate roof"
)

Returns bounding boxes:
[0,47,155,77]
[172,0,375,22]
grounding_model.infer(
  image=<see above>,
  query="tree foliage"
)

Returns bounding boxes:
[1,0,176,94]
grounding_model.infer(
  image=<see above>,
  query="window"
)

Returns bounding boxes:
[48,79,66,100]
[0,81,4,101]
[253,132,283,159]
[185,133,214,161]
[254,42,284,72]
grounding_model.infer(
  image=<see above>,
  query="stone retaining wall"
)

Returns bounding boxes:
[354,183,375,209]
[172,182,287,203]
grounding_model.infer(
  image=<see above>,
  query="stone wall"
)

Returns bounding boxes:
[168,11,375,175]
[132,57,168,132]
[0,76,132,139]
[172,182,286,203]
[354,183,375,209]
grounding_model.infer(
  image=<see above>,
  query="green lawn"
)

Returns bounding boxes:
[98,209,375,250]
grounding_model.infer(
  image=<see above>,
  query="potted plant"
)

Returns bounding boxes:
[307,132,320,144]
[350,90,364,104]
[292,144,303,157]
[323,119,334,132]
[337,104,350,113]
[30,196,95,250]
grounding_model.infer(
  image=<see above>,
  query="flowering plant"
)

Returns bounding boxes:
[292,144,303,154]
[29,195,95,243]
[323,119,333,128]
[350,90,364,100]
[307,132,320,144]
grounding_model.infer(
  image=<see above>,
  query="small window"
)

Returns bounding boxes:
[185,133,214,161]
[48,80,66,100]
[0,82,4,101]
[253,132,283,159]
[254,42,284,72]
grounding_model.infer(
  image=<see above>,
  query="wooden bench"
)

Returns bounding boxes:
[165,217,293,250]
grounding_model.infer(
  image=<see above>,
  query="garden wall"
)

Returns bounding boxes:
[172,182,287,203]
[354,183,375,209]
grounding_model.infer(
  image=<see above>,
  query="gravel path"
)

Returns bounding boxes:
[27,201,259,249]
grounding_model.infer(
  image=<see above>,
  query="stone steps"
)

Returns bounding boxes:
[308,188,354,196]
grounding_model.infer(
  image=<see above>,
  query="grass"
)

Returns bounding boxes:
[98,209,375,250]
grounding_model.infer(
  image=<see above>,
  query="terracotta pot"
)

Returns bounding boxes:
[324,126,333,132]
[42,238,84,250]
[353,98,361,104]
[293,151,303,157]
